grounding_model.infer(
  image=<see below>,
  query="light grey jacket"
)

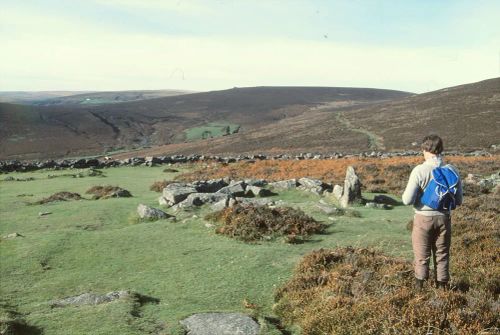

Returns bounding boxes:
[402,157,463,216]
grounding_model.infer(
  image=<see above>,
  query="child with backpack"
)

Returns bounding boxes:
[402,135,463,290]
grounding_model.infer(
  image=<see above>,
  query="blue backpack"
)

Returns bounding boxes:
[421,165,459,211]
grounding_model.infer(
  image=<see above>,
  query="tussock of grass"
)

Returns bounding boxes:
[149,180,174,192]
[274,191,500,334]
[205,205,327,243]
[34,192,82,204]
[85,185,132,199]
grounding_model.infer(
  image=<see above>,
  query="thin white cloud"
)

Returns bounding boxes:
[0,4,498,92]
[91,0,214,15]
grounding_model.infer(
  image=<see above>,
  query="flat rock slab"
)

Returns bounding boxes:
[180,312,260,335]
[51,291,130,308]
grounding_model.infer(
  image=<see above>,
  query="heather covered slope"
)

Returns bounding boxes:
[341,77,500,151]
[0,87,410,160]
[112,78,500,158]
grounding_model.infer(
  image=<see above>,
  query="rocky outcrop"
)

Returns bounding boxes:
[298,177,332,195]
[172,193,230,210]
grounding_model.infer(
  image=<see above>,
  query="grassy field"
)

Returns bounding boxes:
[184,122,240,141]
[0,165,414,334]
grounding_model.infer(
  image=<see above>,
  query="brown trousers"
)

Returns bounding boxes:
[412,213,451,282]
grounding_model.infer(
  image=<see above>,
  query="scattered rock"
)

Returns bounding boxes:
[162,184,197,205]
[298,177,323,189]
[340,166,363,208]
[235,197,274,207]
[51,291,131,308]
[174,193,230,209]
[228,198,237,208]
[269,179,297,190]
[180,312,260,335]
[190,179,228,193]
[137,204,173,220]
[244,179,267,187]
[3,232,23,239]
[244,185,273,197]
[158,196,169,206]
[316,203,341,215]
[332,185,343,200]
[297,177,331,195]
[365,202,392,210]
[211,198,230,212]
[464,173,480,184]
[38,211,52,217]
[216,182,246,197]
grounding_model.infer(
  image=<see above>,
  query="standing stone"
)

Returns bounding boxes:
[340,166,363,208]
[180,312,260,335]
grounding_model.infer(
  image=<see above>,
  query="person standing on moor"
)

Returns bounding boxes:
[402,135,463,290]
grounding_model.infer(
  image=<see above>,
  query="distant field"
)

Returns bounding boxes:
[0,164,413,335]
[184,122,240,141]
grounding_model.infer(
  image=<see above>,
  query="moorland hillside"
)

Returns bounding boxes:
[0,86,410,159]
[114,77,500,158]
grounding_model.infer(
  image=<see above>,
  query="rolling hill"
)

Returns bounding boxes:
[1,78,498,160]
[0,86,411,159]
[0,89,194,105]
[0,91,94,104]
[112,77,500,158]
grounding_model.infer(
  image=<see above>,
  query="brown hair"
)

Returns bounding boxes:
[421,135,443,154]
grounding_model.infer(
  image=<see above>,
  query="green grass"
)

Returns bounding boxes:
[184,122,240,141]
[0,166,414,334]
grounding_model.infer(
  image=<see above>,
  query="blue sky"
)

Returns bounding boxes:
[1,0,499,92]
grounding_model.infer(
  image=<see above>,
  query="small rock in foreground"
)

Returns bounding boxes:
[180,312,260,335]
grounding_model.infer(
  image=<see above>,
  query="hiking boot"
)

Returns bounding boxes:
[437,281,449,290]
[415,278,424,291]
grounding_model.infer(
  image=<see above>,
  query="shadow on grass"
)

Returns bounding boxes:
[1,321,44,335]
[130,293,160,318]
[0,302,44,335]
[264,316,292,335]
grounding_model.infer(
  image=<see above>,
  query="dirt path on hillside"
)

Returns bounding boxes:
[335,111,386,150]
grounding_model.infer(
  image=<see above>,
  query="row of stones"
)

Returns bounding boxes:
[1,149,492,172]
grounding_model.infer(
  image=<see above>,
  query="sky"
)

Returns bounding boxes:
[1,0,499,93]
